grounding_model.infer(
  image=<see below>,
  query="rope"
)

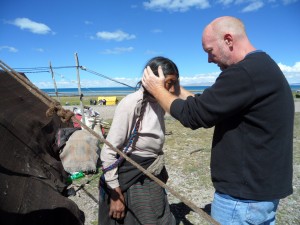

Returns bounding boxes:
[80,66,136,89]
[0,60,220,225]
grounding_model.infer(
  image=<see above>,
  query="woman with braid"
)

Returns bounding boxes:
[99,56,179,225]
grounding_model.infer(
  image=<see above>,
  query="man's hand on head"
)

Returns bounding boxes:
[142,66,165,97]
[142,65,178,113]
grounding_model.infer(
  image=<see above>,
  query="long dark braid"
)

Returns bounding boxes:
[130,89,148,150]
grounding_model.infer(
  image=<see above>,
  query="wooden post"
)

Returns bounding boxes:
[49,61,60,102]
[74,52,86,125]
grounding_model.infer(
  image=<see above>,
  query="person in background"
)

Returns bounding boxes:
[99,56,179,225]
[142,16,294,225]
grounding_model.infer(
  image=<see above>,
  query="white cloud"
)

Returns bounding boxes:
[84,20,93,25]
[0,45,18,53]
[94,30,136,41]
[141,0,299,13]
[74,77,140,88]
[282,0,299,5]
[278,62,300,72]
[47,79,77,88]
[35,48,45,52]
[278,62,300,84]
[217,0,298,12]
[179,72,219,85]
[177,62,300,86]
[144,49,163,55]
[217,0,234,6]
[241,1,264,12]
[143,0,210,12]
[10,18,53,35]
[151,29,163,33]
[101,47,134,54]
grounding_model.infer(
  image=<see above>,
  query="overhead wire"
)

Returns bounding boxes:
[52,70,102,96]
[13,66,77,70]
[80,66,136,89]
[18,70,50,74]
[10,65,136,90]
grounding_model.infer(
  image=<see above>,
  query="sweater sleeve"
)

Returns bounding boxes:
[100,95,138,189]
[171,67,255,129]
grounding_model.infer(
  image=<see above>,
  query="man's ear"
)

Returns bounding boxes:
[224,34,233,46]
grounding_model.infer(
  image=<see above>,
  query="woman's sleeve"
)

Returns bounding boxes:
[100,97,136,189]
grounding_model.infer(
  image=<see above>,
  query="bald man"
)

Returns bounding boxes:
[142,16,294,224]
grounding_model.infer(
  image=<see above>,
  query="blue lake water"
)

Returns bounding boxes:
[42,84,300,97]
[42,86,211,97]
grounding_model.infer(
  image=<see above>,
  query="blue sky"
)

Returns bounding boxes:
[1,0,300,89]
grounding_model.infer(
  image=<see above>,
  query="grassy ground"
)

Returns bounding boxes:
[70,112,300,225]
[51,96,124,106]
[276,112,300,224]
[164,113,300,225]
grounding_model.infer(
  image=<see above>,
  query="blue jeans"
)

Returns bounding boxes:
[211,192,279,225]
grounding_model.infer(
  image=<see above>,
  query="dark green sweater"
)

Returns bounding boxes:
[171,52,294,200]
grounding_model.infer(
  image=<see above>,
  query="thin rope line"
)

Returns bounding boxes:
[10,64,136,89]
[80,66,136,89]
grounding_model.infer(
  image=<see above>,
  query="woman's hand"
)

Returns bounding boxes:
[109,187,126,220]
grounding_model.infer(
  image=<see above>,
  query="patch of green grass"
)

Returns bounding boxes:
[91,221,98,225]
[71,113,300,225]
[50,96,124,106]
